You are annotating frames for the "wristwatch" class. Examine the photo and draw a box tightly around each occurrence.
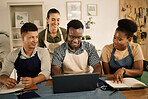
[122,67,126,75]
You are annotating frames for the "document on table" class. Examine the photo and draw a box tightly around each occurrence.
[105,77,147,89]
[0,82,24,94]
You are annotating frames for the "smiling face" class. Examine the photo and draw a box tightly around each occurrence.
[68,27,83,51]
[21,31,38,50]
[46,13,60,31]
[113,30,132,51]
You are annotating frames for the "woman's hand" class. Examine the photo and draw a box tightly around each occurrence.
[113,68,125,83]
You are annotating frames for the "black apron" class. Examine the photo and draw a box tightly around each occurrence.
[14,51,41,81]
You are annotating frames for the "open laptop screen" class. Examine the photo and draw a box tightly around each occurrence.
[52,73,99,93]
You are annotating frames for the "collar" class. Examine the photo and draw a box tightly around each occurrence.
[20,47,37,58]
[65,41,84,53]
[47,27,60,38]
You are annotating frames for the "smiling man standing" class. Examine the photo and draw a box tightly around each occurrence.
[51,19,102,76]
[0,23,50,89]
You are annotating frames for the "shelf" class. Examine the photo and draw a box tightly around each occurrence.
[12,26,44,29]
[13,39,22,41]
[8,2,44,51]
[13,46,22,48]
[12,27,20,29]
[37,26,44,29]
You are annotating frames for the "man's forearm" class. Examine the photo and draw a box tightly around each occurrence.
[93,63,102,75]
[52,65,63,76]
[32,74,46,85]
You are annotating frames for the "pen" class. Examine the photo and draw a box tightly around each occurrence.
[109,90,118,96]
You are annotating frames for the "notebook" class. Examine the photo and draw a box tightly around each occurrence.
[105,77,147,90]
[52,73,99,93]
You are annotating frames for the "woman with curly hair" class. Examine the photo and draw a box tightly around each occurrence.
[101,19,144,83]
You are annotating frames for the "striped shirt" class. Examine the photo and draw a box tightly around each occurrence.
[52,41,100,67]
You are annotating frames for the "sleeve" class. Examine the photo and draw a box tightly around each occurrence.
[0,34,10,58]
[0,51,17,76]
[51,47,64,67]
[38,30,46,48]
[133,44,144,61]
[87,43,100,66]
[100,46,110,63]
[61,28,67,41]
[38,48,51,80]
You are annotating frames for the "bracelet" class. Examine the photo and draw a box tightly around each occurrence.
[122,67,126,75]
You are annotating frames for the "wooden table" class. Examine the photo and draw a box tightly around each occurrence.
[13,71,147,99]
[45,79,148,99]
[1,74,147,99]
[121,88,148,99]
[45,73,148,99]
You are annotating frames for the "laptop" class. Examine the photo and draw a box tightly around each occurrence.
[52,73,99,93]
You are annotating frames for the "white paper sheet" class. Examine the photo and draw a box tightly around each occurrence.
[0,82,24,94]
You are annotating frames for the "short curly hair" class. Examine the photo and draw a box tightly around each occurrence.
[116,19,137,38]
[67,19,84,34]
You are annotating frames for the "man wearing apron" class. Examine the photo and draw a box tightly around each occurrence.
[51,20,102,76]
[101,19,144,83]
[0,23,50,89]
[38,8,67,61]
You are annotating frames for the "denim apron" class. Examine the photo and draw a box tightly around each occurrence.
[109,44,134,74]
[14,51,41,81]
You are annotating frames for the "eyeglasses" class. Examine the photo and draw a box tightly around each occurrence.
[68,35,82,40]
